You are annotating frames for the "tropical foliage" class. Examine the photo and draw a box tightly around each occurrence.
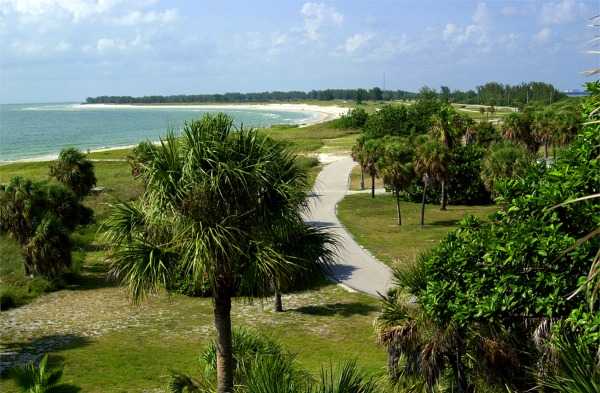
[0,177,91,278]
[49,148,97,199]
[376,82,599,392]
[103,113,334,393]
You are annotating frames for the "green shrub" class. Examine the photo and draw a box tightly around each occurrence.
[49,147,97,199]
[334,108,368,129]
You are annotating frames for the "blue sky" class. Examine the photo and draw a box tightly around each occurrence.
[0,0,598,103]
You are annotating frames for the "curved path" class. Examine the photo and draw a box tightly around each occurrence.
[305,155,392,297]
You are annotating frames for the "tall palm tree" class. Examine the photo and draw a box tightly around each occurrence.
[362,139,383,199]
[377,140,415,225]
[429,105,462,210]
[104,114,330,393]
[414,140,449,226]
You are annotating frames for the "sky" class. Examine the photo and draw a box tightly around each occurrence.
[0,0,598,103]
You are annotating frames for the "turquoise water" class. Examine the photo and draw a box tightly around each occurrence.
[0,103,315,162]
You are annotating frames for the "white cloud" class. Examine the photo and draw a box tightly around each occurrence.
[343,32,374,53]
[533,27,552,43]
[540,0,582,25]
[472,2,490,26]
[300,2,343,41]
[93,34,147,54]
[0,0,121,22]
[442,2,493,50]
[271,32,288,47]
[114,8,177,25]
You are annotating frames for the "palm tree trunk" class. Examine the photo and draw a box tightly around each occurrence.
[440,180,447,211]
[214,287,234,393]
[360,167,365,190]
[371,173,375,198]
[420,181,427,227]
[544,143,549,161]
[395,191,401,226]
[552,144,556,161]
[274,288,283,312]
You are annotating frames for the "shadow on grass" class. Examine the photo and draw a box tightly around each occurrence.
[64,262,117,291]
[426,219,461,227]
[0,334,91,377]
[291,302,377,317]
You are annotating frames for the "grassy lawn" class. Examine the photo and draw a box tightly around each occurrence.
[0,283,385,392]
[337,195,497,266]
[263,122,360,154]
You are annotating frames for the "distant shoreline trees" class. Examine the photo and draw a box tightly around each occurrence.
[84,81,566,107]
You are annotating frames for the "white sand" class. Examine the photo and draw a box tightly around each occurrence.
[4,103,348,164]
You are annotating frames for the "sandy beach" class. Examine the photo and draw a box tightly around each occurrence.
[78,103,348,126]
[3,103,348,164]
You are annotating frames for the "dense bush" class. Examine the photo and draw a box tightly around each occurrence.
[334,107,368,129]
[49,148,97,199]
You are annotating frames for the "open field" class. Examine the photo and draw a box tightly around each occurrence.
[337,195,497,266]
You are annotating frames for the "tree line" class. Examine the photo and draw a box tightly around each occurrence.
[85,81,565,107]
[84,88,416,104]
[439,81,567,107]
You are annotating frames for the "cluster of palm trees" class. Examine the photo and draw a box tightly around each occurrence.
[502,105,580,161]
[103,114,336,393]
[0,148,95,279]
[351,101,582,225]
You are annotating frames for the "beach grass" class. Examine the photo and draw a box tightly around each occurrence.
[337,195,497,266]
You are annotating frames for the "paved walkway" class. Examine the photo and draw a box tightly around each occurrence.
[305,155,392,297]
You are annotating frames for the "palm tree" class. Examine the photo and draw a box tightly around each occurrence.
[532,109,556,161]
[501,112,540,154]
[429,105,462,210]
[362,139,382,198]
[414,140,449,226]
[104,113,330,393]
[49,148,97,199]
[480,142,531,197]
[377,140,415,225]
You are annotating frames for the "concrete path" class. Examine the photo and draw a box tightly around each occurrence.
[305,155,392,297]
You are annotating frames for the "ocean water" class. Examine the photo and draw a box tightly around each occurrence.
[0,103,316,162]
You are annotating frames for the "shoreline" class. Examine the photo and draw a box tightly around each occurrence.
[1,103,348,165]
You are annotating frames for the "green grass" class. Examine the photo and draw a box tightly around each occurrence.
[86,147,132,160]
[349,166,384,191]
[263,121,360,154]
[337,195,497,266]
[0,285,385,392]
